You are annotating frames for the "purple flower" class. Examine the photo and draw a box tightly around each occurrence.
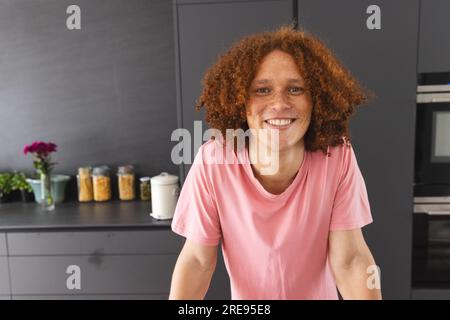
[47,143,57,153]
[23,141,58,175]
[23,141,58,156]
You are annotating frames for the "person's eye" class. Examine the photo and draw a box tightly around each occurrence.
[289,87,304,94]
[255,87,271,95]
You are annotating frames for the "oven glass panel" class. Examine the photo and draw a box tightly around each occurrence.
[413,215,450,288]
[432,110,450,162]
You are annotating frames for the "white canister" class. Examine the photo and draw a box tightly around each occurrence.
[150,172,180,220]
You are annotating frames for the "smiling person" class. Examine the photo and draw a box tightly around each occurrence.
[169,25,382,300]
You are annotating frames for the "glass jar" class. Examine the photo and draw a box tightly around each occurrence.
[40,172,55,211]
[117,165,135,201]
[77,166,93,202]
[92,166,112,202]
[140,177,151,201]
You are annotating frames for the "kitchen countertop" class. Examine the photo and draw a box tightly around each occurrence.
[0,201,172,231]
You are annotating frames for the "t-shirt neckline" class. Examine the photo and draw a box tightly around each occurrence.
[241,145,309,200]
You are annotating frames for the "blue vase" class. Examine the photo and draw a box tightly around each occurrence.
[26,175,71,206]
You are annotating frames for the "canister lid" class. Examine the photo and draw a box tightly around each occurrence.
[118,165,134,175]
[140,176,151,182]
[93,165,111,176]
[78,166,92,175]
[151,172,179,186]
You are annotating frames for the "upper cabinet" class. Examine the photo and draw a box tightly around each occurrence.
[298,0,418,101]
[418,0,450,73]
[298,0,420,300]
[173,0,294,183]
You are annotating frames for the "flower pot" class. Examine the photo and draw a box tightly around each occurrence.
[26,175,71,205]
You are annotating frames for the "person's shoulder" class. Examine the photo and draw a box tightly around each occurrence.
[326,137,360,178]
[194,138,228,165]
[201,138,221,154]
[310,136,351,158]
[328,136,353,159]
[200,138,221,156]
[309,137,354,173]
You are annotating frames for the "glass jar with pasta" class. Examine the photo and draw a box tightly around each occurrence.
[117,165,135,201]
[92,166,112,202]
[77,166,93,202]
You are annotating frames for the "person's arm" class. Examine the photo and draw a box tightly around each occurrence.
[328,228,382,300]
[169,239,218,300]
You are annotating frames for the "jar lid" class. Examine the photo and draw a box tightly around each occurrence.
[140,176,151,182]
[93,165,111,176]
[151,172,179,186]
[118,165,134,175]
[78,166,92,175]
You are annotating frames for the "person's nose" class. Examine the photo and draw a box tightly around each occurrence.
[269,91,292,112]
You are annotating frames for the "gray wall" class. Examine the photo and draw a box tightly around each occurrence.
[0,0,178,200]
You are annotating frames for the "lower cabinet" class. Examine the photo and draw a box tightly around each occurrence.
[0,232,11,298]
[9,255,177,296]
[11,294,168,300]
[1,229,231,299]
[411,289,450,300]
[0,257,10,296]
[6,230,183,299]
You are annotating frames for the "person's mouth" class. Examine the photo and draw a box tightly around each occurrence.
[263,118,297,129]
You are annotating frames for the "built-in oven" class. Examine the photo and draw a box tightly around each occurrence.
[413,197,450,288]
[415,72,450,194]
[413,72,450,288]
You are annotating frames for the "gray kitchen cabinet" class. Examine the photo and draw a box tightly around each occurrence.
[0,233,10,298]
[173,0,294,183]
[0,233,6,255]
[7,230,183,255]
[6,230,183,298]
[12,294,168,300]
[298,0,419,299]
[412,289,450,300]
[418,0,450,72]
[9,255,177,295]
[173,0,294,300]
[0,257,11,297]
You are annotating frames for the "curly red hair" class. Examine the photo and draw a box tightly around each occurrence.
[195,24,371,155]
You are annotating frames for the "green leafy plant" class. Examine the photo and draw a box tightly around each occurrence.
[0,173,14,197]
[11,172,33,193]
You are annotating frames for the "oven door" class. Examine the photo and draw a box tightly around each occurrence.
[415,92,450,185]
[413,198,450,288]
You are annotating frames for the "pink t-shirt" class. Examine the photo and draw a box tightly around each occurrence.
[171,138,373,300]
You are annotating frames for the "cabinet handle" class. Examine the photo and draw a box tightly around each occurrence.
[431,97,450,103]
[426,211,450,215]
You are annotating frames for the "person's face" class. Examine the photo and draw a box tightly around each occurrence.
[246,50,313,151]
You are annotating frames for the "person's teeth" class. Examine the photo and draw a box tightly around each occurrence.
[266,119,293,126]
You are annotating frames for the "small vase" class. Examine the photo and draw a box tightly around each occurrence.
[40,173,55,211]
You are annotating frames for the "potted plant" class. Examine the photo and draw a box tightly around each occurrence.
[23,141,70,210]
[0,172,14,203]
[11,172,34,202]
